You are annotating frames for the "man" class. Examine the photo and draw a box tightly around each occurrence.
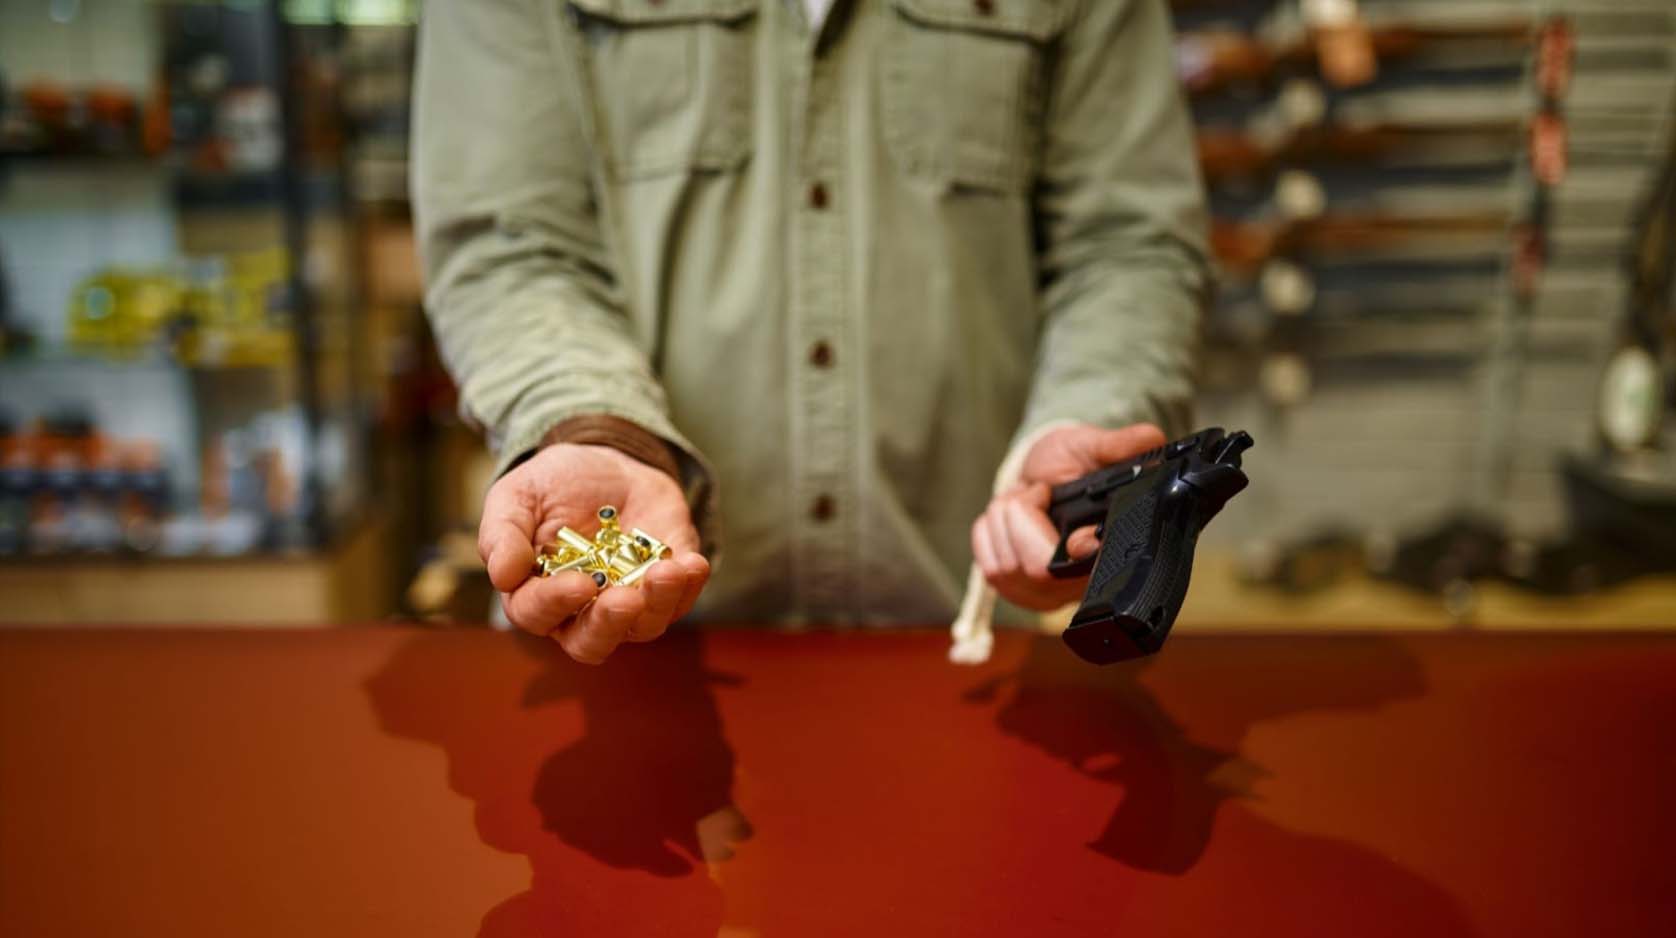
[414,0,1207,663]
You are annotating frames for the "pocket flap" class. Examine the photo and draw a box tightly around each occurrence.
[567,0,756,26]
[889,0,1061,41]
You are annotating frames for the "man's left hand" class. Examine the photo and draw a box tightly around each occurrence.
[971,422,1166,611]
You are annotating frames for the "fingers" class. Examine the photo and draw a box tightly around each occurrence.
[974,497,1054,579]
[1023,423,1172,488]
[1001,497,1060,578]
[971,515,998,573]
[1015,482,1052,511]
[479,483,539,593]
[502,571,598,637]
[1087,423,1167,465]
[984,507,1018,574]
[972,492,1088,612]
[981,422,1166,609]
[554,586,645,665]
[628,560,686,641]
[508,554,711,663]
[623,548,712,642]
[659,523,702,555]
[483,443,710,661]
[670,553,711,623]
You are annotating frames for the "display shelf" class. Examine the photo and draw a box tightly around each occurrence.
[0,154,343,209]
[0,512,393,626]
[0,340,293,371]
[0,0,375,564]
[173,166,345,212]
[0,150,158,171]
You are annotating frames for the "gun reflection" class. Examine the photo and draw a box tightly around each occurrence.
[966,633,1431,876]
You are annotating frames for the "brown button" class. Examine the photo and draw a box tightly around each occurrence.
[974,0,994,14]
[808,182,829,209]
[809,340,834,368]
[811,494,836,522]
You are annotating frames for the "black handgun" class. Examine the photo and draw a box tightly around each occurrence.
[1046,428,1254,664]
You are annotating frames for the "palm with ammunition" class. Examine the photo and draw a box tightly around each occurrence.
[479,443,710,665]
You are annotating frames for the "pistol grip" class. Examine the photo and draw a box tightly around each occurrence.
[1063,485,1207,665]
[1048,427,1253,665]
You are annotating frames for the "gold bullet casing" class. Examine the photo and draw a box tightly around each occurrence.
[615,560,657,587]
[631,529,670,557]
[557,528,594,554]
[608,547,642,577]
[531,506,674,587]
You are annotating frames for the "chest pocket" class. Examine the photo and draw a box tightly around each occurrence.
[565,0,757,181]
[881,0,1059,194]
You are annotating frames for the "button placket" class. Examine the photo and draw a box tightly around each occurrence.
[790,47,853,621]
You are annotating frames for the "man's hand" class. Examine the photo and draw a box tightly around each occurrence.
[480,443,711,663]
[971,423,1166,611]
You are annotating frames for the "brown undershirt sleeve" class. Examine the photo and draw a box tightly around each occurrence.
[538,414,684,483]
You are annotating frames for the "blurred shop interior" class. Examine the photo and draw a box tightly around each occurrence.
[1,0,1673,628]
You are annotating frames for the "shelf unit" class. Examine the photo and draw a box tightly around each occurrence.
[0,0,381,617]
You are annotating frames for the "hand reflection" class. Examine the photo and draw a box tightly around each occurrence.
[365,628,746,937]
[523,635,750,875]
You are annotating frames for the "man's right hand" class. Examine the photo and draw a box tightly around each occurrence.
[479,443,711,664]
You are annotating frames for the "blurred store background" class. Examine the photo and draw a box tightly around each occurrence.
[0,0,1672,628]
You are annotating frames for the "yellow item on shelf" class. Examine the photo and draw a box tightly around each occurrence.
[66,269,182,350]
[64,247,294,367]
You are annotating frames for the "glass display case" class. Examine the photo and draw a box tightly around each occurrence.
[0,0,393,565]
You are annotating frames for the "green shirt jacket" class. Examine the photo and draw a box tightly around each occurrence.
[413,0,1209,625]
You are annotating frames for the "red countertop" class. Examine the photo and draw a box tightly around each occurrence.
[2,627,1673,937]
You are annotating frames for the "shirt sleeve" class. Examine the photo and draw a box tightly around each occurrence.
[1018,0,1211,445]
[410,0,717,529]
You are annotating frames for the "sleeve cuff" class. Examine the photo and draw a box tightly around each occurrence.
[493,406,722,559]
[540,415,682,481]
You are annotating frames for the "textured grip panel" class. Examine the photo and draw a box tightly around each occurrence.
[1084,489,1158,603]
[1061,427,1253,664]
[1123,514,1198,644]
[1066,489,1207,663]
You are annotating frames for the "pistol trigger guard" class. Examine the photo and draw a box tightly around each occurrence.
[1047,533,1096,579]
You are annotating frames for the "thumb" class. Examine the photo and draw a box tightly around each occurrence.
[479,479,539,593]
[1080,423,1167,468]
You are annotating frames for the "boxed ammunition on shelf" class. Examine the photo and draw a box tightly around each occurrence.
[65,248,295,367]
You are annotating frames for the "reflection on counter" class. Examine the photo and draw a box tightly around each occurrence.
[346,628,1676,936]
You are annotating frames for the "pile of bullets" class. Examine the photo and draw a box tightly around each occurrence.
[533,506,672,587]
